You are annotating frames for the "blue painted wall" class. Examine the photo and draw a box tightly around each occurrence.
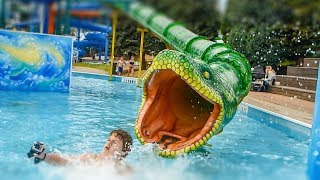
[0,30,72,92]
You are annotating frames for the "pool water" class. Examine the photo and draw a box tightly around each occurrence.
[0,73,310,180]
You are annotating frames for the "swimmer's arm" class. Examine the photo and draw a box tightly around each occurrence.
[43,154,69,165]
[37,153,99,166]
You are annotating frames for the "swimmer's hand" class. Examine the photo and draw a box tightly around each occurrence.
[33,147,46,160]
[28,142,46,163]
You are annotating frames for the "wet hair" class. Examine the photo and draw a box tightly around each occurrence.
[110,129,133,158]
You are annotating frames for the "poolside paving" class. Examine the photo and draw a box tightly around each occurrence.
[243,91,314,125]
[72,66,315,126]
[72,66,108,75]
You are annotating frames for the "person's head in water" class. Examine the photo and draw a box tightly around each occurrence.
[103,129,133,158]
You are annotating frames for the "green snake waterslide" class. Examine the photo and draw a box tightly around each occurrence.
[113,2,252,157]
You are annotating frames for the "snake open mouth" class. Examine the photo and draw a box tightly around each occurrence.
[135,66,224,157]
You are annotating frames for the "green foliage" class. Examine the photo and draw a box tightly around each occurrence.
[225,0,293,29]
[113,0,320,69]
[140,0,220,40]
[285,0,320,27]
[112,14,166,58]
[223,0,320,68]
[226,23,320,68]
[113,15,140,58]
[143,33,166,55]
[114,0,220,58]
[226,25,280,67]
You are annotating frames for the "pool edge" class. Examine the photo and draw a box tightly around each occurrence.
[241,102,312,129]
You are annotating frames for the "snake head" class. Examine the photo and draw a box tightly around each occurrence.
[135,50,248,157]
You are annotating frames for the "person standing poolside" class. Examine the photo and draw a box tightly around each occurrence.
[117,57,125,76]
[29,129,133,167]
[127,56,135,77]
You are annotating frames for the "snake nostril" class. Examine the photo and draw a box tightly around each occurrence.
[145,130,150,137]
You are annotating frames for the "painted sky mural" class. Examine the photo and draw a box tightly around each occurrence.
[0,30,73,92]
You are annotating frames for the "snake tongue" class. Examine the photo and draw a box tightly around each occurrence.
[157,131,187,149]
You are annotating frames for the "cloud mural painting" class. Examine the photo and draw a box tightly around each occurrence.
[0,30,73,92]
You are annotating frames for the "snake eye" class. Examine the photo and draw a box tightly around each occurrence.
[203,71,210,79]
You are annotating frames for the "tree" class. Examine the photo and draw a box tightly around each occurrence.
[113,0,221,58]
[141,0,221,40]
[112,14,166,58]
[226,24,281,67]
[223,0,320,68]
[112,15,140,58]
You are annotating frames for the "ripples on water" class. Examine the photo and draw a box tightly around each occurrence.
[0,74,310,180]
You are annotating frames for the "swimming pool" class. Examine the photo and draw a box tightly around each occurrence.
[0,72,310,180]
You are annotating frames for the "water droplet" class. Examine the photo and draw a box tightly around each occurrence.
[192,105,194,108]
[194,117,197,119]
[313,150,319,157]
[198,101,200,104]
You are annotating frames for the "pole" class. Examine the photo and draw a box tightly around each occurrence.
[105,33,109,63]
[77,27,80,42]
[137,27,148,87]
[39,3,44,33]
[55,0,62,34]
[0,0,5,28]
[48,2,55,34]
[63,0,71,35]
[43,1,50,33]
[307,63,320,180]
[109,11,118,81]
[104,19,110,63]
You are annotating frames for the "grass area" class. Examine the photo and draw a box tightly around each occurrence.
[73,62,110,72]
[73,62,148,78]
